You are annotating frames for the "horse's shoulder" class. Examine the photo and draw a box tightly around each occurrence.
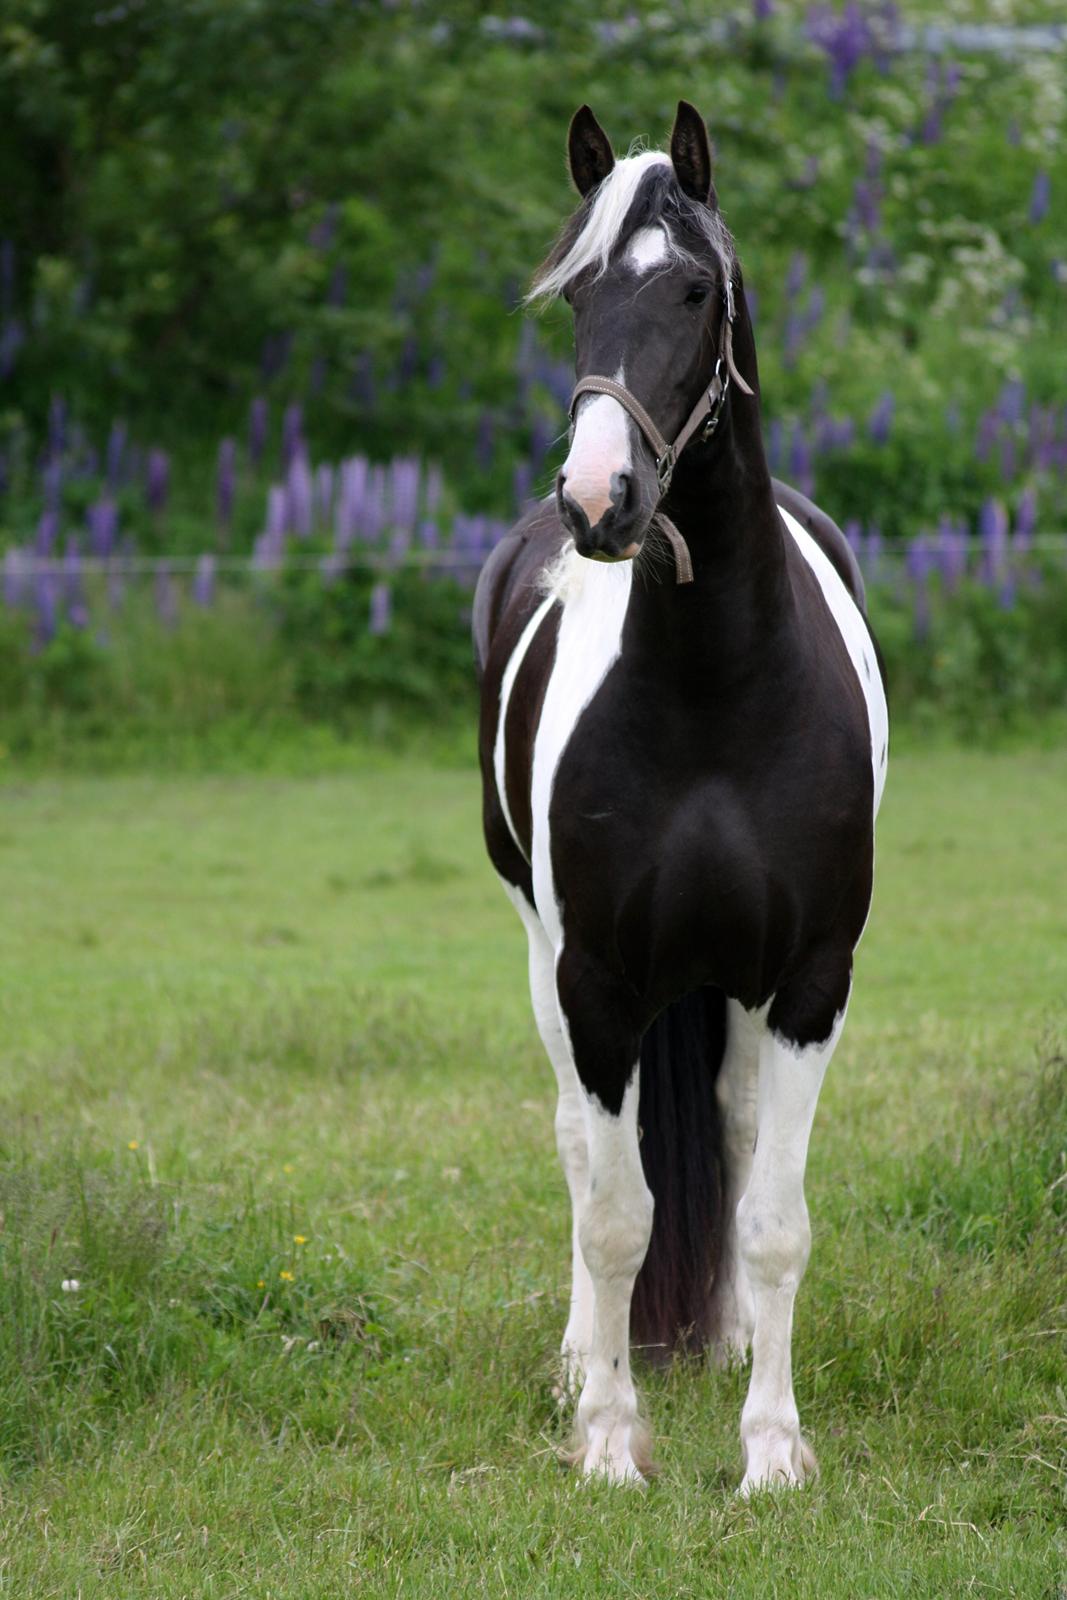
[472,498,566,676]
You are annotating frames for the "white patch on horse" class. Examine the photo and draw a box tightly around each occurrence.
[573,1071,653,1483]
[499,878,594,1391]
[528,150,671,302]
[626,225,668,273]
[736,1003,847,1493]
[780,507,889,818]
[530,551,632,946]
[560,365,631,529]
[493,592,556,860]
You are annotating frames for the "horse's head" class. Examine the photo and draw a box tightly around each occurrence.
[530,102,747,566]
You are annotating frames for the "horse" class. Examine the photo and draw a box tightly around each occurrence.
[473,101,888,1492]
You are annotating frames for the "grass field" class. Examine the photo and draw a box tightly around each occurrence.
[0,745,1064,1597]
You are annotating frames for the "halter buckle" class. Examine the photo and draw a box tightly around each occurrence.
[656,446,676,493]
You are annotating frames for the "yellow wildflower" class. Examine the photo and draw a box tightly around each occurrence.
[282,1163,295,1174]
[256,1279,266,1289]
[127,1140,140,1151]
[279,1269,294,1282]
[293,1234,308,1245]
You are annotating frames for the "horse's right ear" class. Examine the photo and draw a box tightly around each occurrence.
[567,105,615,198]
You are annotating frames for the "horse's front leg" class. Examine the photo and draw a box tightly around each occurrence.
[557,946,652,1485]
[736,979,849,1493]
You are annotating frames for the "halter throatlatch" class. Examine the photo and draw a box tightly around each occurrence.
[568,281,753,585]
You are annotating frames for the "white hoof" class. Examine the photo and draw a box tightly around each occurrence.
[739,1433,816,1496]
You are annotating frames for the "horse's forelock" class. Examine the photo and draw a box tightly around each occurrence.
[527,152,735,306]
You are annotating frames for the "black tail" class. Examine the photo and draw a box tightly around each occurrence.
[631,986,727,1363]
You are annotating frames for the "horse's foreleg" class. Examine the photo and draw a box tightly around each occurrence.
[557,950,652,1484]
[712,999,762,1365]
[736,995,847,1494]
[503,885,594,1393]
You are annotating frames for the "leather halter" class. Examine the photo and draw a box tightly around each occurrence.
[567,280,754,584]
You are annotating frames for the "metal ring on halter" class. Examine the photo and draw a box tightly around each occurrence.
[656,447,677,493]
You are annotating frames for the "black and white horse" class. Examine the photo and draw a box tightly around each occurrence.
[474,103,887,1491]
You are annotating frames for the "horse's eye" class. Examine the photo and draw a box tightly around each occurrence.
[685,284,711,307]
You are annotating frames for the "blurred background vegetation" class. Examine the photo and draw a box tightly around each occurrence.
[1,0,1065,756]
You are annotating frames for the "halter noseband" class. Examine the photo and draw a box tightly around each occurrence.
[567,281,753,585]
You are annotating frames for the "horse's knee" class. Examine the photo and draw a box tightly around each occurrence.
[736,1190,810,1291]
[554,1091,587,1181]
[578,1180,653,1283]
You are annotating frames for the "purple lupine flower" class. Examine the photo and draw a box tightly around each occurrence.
[335,456,367,549]
[978,498,1009,587]
[783,315,804,370]
[753,0,774,20]
[41,457,63,512]
[0,317,24,378]
[34,569,59,646]
[193,553,216,607]
[529,414,554,471]
[999,435,1017,482]
[920,101,942,146]
[106,421,127,488]
[476,413,495,473]
[248,396,269,465]
[803,284,825,332]
[3,546,28,608]
[397,336,419,385]
[145,448,170,514]
[418,518,439,551]
[315,463,334,528]
[390,457,420,536]
[35,508,59,555]
[789,426,814,495]
[48,394,68,457]
[864,524,883,584]
[423,462,443,518]
[513,460,534,508]
[363,466,387,543]
[786,251,808,298]
[767,417,785,472]
[217,437,237,528]
[997,378,1025,426]
[843,519,863,557]
[1014,487,1037,551]
[286,446,314,537]
[62,538,89,629]
[281,403,303,470]
[327,264,348,308]
[936,515,968,592]
[975,409,998,464]
[868,390,894,444]
[87,496,119,557]
[745,287,759,325]
[155,562,178,627]
[266,483,288,541]
[368,581,392,636]
[1029,171,1051,225]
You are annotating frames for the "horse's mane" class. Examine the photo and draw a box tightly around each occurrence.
[527,149,736,305]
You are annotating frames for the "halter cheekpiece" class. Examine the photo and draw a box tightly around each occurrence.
[567,280,753,585]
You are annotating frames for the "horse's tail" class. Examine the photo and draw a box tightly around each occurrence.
[631,986,728,1362]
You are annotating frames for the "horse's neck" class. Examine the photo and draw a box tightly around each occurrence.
[625,404,792,681]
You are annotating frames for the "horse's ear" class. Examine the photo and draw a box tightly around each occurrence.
[567,105,615,198]
[670,100,717,208]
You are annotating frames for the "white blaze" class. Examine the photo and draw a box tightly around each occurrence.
[560,367,631,529]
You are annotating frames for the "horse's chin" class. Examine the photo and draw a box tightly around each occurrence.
[582,540,643,565]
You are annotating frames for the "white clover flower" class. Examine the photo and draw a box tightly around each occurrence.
[61,1279,80,1293]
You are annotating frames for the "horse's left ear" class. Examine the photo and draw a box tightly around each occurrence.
[670,101,717,208]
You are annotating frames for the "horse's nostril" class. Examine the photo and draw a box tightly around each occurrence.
[612,470,634,514]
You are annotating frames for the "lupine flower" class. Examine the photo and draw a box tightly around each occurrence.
[106,421,128,487]
[327,264,348,308]
[286,447,314,537]
[753,0,774,20]
[0,316,24,378]
[282,403,303,470]
[1014,487,1037,551]
[936,515,968,592]
[35,509,59,555]
[390,457,420,536]
[3,547,28,608]
[249,396,269,465]
[315,463,334,528]
[146,448,170,514]
[48,394,68,457]
[418,518,439,550]
[1029,170,1051,225]
[156,562,178,627]
[868,390,894,444]
[978,498,1009,588]
[193,552,216,607]
[35,569,59,645]
[864,524,883,584]
[308,202,338,250]
[216,437,237,529]
[369,581,392,636]
[335,456,368,549]
[87,497,118,557]
[843,519,863,557]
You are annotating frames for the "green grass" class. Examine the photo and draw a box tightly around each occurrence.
[0,746,1064,1596]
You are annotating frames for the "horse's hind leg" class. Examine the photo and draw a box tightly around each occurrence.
[502,884,594,1392]
[736,983,849,1493]
[711,999,761,1365]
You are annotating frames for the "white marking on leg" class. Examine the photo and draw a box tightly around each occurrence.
[499,881,593,1391]
[530,555,631,946]
[574,1073,653,1484]
[493,594,556,860]
[625,225,668,273]
[559,365,631,528]
[712,998,763,1365]
[736,1007,846,1494]
[779,507,889,818]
